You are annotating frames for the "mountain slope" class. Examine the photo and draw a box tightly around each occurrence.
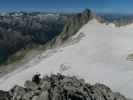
[0,12,68,63]
[0,19,133,98]
[0,9,92,74]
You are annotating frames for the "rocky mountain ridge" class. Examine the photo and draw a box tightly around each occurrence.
[53,9,94,46]
[0,73,129,100]
[0,9,132,100]
[0,9,93,64]
[96,13,133,27]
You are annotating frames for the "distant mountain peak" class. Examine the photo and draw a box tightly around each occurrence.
[52,9,94,46]
[82,8,91,15]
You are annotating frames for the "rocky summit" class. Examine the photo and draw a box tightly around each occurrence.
[0,73,129,100]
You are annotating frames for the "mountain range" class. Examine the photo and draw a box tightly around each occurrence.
[0,9,132,100]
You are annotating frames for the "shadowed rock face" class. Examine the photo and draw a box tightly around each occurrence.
[54,9,94,46]
[0,9,93,64]
[0,90,11,100]
[0,9,94,64]
[0,12,68,63]
[5,73,128,100]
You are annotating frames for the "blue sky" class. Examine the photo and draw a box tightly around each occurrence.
[89,0,133,14]
[0,0,89,12]
[0,0,132,13]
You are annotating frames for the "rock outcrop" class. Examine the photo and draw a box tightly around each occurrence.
[1,73,128,100]
[0,90,11,100]
[54,9,94,46]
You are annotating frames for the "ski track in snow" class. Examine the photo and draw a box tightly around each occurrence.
[0,19,133,98]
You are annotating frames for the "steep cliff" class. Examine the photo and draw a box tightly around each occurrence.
[54,9,94,46]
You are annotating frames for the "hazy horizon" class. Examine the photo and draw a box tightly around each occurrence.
[89,0,133,14]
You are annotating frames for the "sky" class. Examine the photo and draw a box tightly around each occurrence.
[89,0,133,14]
[0,0,132,14]
[0,0,89,12]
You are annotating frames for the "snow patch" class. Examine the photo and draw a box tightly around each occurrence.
[0,19,133,98]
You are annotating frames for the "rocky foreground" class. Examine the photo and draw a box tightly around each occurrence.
[0,73,129,100]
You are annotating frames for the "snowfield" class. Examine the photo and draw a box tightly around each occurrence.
[0,19,133,98]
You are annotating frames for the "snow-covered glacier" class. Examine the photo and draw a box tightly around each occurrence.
[0,19,133,98]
